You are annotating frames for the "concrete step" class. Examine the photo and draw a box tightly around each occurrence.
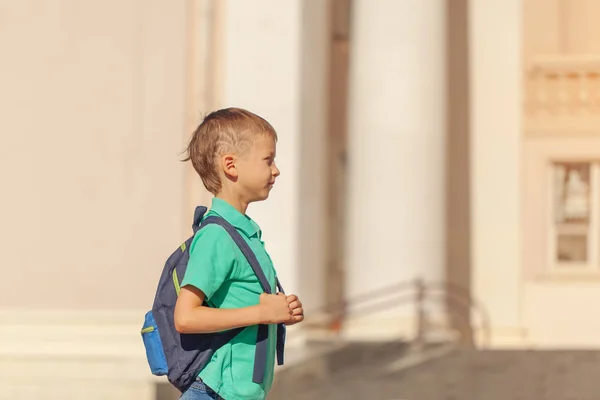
[269,339,454,400]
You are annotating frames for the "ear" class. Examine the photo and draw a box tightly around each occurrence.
[222,154,238,178]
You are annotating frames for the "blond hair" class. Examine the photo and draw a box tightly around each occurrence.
[184,108,278,194]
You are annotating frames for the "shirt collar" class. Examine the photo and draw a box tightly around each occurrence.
[209,197,261,238]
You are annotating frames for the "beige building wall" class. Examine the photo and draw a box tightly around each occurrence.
[521,0,600,347]
[472,0,600,348]
[0,1,193,397]
[0,0,189,311]
[523,138,600,347]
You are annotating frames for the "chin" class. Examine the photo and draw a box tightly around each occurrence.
[248,193,269,203]
[248,186,273,203]
[258,190,272,201]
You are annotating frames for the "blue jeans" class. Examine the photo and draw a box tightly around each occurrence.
[179,379,223,400]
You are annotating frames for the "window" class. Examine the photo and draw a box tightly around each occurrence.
[550,161,599,269]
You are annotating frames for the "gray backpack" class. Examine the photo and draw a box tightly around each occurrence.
[141,206,286,392]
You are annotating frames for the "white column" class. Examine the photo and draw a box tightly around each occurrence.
[345,0,447,338]
[469,0,523,346]
[219,0,329,313]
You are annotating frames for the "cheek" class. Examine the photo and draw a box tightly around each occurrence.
[240,163,270,183]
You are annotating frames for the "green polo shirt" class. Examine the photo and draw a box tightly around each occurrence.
[181,197,278,400]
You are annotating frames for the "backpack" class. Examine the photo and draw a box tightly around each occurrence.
[140,205,286,392]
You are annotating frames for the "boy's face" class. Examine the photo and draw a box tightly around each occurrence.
[235,134,280,203]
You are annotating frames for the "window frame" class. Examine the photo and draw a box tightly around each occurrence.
[522,137,600,281]
[547,161,599,271]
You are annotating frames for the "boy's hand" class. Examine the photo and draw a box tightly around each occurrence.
[285,294,304,326]
[259,293,294,325]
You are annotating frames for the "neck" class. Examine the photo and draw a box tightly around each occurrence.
[216,191,249,214]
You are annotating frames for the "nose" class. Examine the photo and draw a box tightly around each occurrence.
[272,162,280,177]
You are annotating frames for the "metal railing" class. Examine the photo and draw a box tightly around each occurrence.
[301,277,491,349]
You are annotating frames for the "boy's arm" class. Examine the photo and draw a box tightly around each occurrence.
[175,225,297,333]
[174,285,294,334]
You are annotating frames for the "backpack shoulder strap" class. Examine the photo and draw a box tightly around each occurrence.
[192,206,208,234]
[194,208,285,293]
[201,215,272,294]
[200,214,286,382]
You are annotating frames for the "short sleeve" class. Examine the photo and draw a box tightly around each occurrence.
[181,224,236,301]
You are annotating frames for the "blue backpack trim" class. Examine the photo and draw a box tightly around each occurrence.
[140,206,286,392]
[140,311,168,375]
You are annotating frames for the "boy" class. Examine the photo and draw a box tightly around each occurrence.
[174,108,304,400]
